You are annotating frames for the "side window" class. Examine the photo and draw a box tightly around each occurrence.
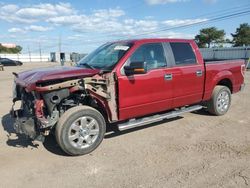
[128,43,167,71]
[170,42,196,65]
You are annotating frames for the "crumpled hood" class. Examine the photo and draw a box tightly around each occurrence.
[15,66,100,92]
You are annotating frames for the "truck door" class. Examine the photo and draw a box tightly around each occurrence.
[168,42,205,108]
[117,42,173,120]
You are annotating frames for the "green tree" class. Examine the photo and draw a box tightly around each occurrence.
[11,45,22,53]
[231,23,250,47]
[0,44,22,54]
[195,27,226,48]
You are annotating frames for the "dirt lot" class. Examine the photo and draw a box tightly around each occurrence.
[0,63,250,188]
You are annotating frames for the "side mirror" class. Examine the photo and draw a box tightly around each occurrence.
[124,61,147,75]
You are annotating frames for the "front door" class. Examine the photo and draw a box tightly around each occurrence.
[117,42,173,120]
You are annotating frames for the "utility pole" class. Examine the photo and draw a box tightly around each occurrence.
[39,42,42,63]
[59,35,61,55]
[28,46,31,63]
[59,35,63,66]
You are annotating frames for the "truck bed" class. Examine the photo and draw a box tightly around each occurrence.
[205,58,250,69]
[203,59,245,101]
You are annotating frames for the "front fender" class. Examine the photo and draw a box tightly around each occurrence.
[88,91,113,122]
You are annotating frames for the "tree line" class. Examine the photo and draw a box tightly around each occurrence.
[195,23,250,48]
[0,44,22,54]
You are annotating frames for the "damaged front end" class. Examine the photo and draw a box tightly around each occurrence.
[11,72,118,142]
[11,84,59,141]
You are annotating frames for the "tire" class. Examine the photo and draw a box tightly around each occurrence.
[55,106,106,156]
[207,85,231,116]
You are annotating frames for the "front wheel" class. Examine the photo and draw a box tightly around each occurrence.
[55,106,106,156]
[207,85,231,116]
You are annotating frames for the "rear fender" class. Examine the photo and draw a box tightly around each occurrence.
[214,71,234,89]
[204,70,234,101]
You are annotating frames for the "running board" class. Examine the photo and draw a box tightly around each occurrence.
[118,105,203,131]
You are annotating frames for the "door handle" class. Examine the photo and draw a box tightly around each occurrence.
[164,74,172,80]
[196,70,203,77]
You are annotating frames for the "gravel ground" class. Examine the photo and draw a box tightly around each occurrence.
[0,63,250,188]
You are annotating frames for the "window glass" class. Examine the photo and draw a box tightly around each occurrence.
[78,42,133,71]
[170,42,196,65]
[2,59,8,62]
[129,43,167,70]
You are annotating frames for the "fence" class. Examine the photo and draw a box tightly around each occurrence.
[200,47,250,68]
[0,53,50,62]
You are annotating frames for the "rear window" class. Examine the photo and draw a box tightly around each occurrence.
[170,42,196,65]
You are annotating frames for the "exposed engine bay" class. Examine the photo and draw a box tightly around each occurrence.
[11,73,118,141]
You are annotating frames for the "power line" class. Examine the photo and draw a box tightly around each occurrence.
[186,2,250,19]
[21,3,250,53]
[61,6,250,47]
[64,3,250,45]
[25,9,250,53]
[115,4,250,39]
[65,3,250,43]
[126,9,250,38]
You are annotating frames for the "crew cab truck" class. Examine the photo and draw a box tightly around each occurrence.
[11,39,246,156]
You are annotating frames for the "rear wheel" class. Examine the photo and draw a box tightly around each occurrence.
[55,106,106,156]
[207,85,231,116]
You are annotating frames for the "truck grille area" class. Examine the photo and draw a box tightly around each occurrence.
[11,86,37,139]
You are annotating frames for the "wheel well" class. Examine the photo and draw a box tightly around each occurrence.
[217,78,232,93]
[88,97,109,123]
[95,105,109,123]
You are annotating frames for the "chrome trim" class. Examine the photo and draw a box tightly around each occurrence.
[118,105,203,131]
[196,70,203,77]
[164,73,173,80]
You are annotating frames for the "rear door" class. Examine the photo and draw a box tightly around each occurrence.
[118,42,173,120]
[167,42,205,108]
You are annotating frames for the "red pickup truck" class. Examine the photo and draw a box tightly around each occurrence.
[11,39,246,156]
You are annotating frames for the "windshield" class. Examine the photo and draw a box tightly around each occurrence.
[78,42,133,71]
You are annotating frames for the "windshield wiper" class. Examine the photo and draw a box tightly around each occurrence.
[81,63,95,69]
[99,69,112,74]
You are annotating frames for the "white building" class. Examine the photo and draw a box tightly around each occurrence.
[50,52,71,63]
[0,43,17,48]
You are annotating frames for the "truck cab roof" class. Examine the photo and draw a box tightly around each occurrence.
[113,38,194,44]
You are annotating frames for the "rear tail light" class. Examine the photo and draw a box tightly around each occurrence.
[241,65,246,76]
[241,64,246,77]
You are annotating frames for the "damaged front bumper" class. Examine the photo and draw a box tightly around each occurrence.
[11,82,39,140]
[10,98,59,142]
[10,107,38,140]
[10,97,59,142]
